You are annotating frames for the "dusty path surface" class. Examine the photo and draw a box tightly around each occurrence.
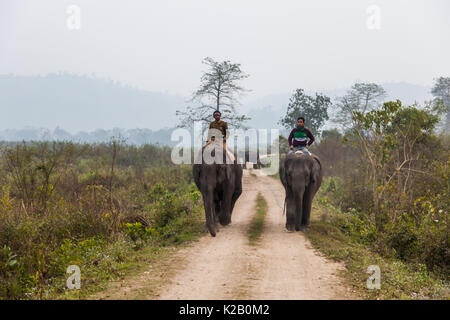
[94,171,354,300]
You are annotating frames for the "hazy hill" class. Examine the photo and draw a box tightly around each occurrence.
[0,74,433,144]
[0,127,178,146]
[0,73,186,132]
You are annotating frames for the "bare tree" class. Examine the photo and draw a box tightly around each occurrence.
[335,82,387,129]
[176,57,250,128]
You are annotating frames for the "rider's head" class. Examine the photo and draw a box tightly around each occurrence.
[213,110,221,121]
[297,117,305,128]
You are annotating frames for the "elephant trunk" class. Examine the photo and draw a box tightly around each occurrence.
[294,189,305,230]
[203,188,216,237]
[286,186,304,231]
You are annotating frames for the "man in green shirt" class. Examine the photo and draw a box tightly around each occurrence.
[288,116,315,156]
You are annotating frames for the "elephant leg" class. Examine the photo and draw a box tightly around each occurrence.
[301,188,314,228]
[219,188,233,226]
[214,198,221,232]
[230,180,242,214]
[230,190,241,213]
[231,165,243,214]
[285,190,296,231]
[214,198,221,223]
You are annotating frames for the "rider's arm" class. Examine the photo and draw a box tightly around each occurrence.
[223,122,228,141]
[288,129,294,146]
[207,122,215,141]
[307,129,315,146]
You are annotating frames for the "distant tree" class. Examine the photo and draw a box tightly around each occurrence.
[53,127,72,141]
[278,88,331,136]
[321,129,342,140]
[277,135,290,155]
[351,100,439,225]
[431,76,450,133]
[176,57,250,128]
[335,82,386,129]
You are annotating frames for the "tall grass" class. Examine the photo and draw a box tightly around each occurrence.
[0,141,203,299]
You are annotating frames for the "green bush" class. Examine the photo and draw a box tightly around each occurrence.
[382,214,419,261]
[319,170,449,279]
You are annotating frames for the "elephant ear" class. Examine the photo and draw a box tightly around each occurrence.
[311,154,322,172]
[279,158,287,188]
[193,164,202,189]
[310,155,323,189]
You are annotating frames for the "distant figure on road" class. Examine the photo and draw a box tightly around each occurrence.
[288,117,315,156]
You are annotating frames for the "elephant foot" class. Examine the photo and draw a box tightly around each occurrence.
[297,225,310,232]
[205,224,216,237]
[219,216,231,226]
[286,224,295,232]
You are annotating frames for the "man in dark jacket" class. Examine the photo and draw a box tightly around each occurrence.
[206,110,234,161]
[207,110,228,143]
[287,117,315,155]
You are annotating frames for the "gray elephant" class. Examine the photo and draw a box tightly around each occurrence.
[193,145,243,237]
[279,152,323,231]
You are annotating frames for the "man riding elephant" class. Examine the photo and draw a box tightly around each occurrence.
[281,116,322,231]
[288,117,315,156]
[194,110,242,236]
[206,110,235,162]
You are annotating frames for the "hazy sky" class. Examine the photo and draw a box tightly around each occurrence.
[1,0,449,102]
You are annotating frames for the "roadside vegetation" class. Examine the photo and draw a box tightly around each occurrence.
[306,179,448,299]
[248,193,268,244]
[276,79,449,299]
[0,140,205,299]
[294,83,449,299]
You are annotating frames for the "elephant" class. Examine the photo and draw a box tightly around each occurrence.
[193,143,243,237]
[279,152,323,231]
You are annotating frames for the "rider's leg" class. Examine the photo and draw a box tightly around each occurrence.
[299,146,311,156]
[223,140,235,162]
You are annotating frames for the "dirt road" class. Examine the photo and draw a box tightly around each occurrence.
[95,171,353,300]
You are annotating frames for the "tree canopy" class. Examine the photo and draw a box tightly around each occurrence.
[176,57,250,128]
[335,82,386,129]
[431,77,450,133]
[279,88,331,136]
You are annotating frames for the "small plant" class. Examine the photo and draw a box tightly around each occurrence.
[0,245,18,274]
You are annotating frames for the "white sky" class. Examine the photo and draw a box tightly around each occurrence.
[1,0,449,102]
